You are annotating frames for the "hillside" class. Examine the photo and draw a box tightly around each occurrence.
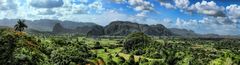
[104,21,173,36]
[52,23,105,35]
[1,19,230,37]
[0,19,97,31]
[49,21,174,36]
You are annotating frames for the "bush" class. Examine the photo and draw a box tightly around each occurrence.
[133,49,145,55]
[93,41,103,49]
[150,52,163,59]
[50,43,95,65]
[0,29,44,65]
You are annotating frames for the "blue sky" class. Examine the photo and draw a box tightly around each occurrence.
[0,0,240,35]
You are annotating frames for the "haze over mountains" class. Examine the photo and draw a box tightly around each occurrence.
[0,19,97,32]
[0,19,239,38]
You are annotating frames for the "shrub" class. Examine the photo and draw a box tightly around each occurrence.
[93,41,103,49]
[133,49,145,55]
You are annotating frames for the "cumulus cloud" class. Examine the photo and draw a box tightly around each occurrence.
[200,17,234,25]
[0,0,17,10]
[0,0,107,20]
[158,0,189,9]
[187,1,226,17]
[58,10,148,25]
[161,18,239,35]
[174,0,189,9]
[88,1,105,12]
[126,0,157,18]
[159,0,227,17]
[159,2,176,9]
[30,0,64,8]
[38,9,56,15]
[226,4,240,19]
[128,0,154,11]
[51,0,105,17]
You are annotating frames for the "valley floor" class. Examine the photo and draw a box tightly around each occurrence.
[1,29,240,65]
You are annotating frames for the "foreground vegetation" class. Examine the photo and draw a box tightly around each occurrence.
[1,27,240,65]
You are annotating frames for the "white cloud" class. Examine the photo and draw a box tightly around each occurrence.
[55,0,105,15]
[136,11,147,17]
[174,18,239,35]
[128,0,154,11]
[58,10,126,25]
[126,0,155,17]
[0,0,17,10]
[159,0,227,17]
[174,0,189,9]
[187,1,225,17]
[0,0,106,20]
[160,2,176,9]
[30,0,64,8]
[56,10,153,26]
[201,17,234,25]
[38,9,56,15]
[226,4,240,19]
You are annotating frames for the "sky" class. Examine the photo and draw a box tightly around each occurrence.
[0,0,240,35]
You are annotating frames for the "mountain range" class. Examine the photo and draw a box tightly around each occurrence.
[1,19,238,38]
[0,19,96,32]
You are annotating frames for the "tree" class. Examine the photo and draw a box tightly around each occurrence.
[14,19,28,32]
[123,32,152,53]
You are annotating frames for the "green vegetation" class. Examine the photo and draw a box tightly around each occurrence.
[1,27,240,65]
[14,19,28,32]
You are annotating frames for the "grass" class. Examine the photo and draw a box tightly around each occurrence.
[85,36,165,64]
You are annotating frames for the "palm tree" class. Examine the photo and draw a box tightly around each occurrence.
[14,19,28,32]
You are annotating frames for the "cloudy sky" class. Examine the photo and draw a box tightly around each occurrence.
[0,0,240,35]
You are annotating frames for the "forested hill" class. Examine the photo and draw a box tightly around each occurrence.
[0,19,227,37]
[51,21,175,36]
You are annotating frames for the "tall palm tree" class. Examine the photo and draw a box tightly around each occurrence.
[14,19,28,32]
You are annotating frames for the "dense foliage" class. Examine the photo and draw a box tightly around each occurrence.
[1,28,240,65]
[0,29,95,65]
[123,32,152,53]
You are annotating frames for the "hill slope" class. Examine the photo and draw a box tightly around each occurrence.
[104,21,173,36]
[0,19,97,31]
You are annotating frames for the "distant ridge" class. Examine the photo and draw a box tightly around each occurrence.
[104,21,173,36]
[0,19,97,31]
[52,21,173,36]
[1,19,239,38]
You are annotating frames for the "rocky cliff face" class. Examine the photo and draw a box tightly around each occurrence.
[52,21,173,36]
[104,21,173,36]
[86,25,105,36]
[52,23,104,35]
[52,23,73,33]
[75,25,104,36]
[104,21,141,36]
